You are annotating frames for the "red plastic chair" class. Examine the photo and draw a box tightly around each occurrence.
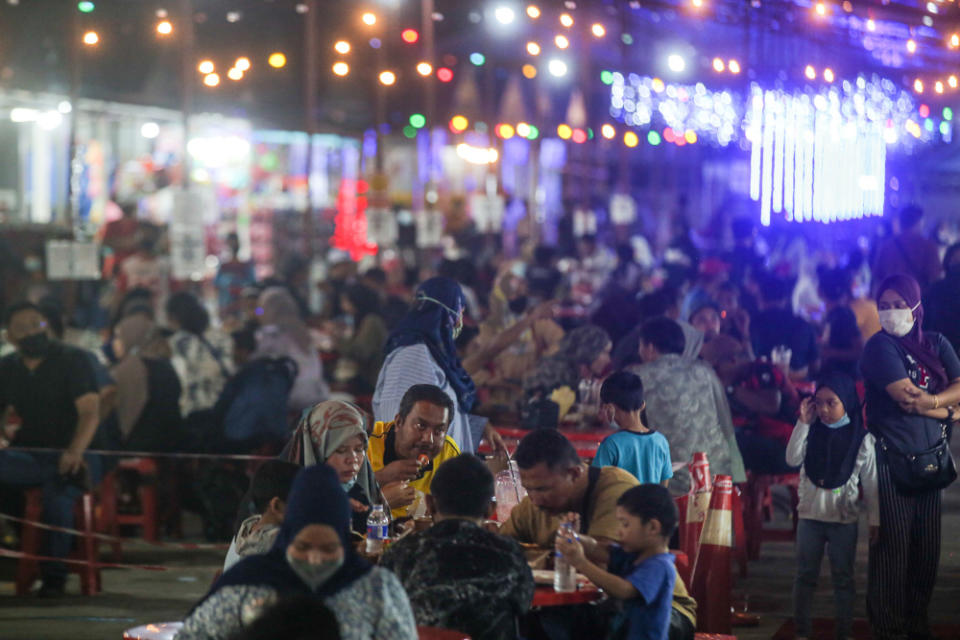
[743,471,800,561]
[99,458,160,560]
[15,487,100,595]
[417,627,472,640]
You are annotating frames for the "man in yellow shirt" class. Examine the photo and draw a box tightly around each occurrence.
[368,384,461,519]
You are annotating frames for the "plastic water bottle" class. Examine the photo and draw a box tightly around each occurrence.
[554,522,578,593]
[365,504,389,554]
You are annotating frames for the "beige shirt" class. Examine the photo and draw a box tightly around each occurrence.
[499,466,639,547]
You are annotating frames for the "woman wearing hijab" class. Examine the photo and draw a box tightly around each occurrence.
[335,284,389,394]
[860,274,960,640]
[254,286,329,413]
[283,400,406,534]
[785,372,878,640]
[522,324,612,404]
[373,277,505,455]
[176,465,418,640]
[109,315,182,451]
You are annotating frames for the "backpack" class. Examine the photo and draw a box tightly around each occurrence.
[214,357,298,449]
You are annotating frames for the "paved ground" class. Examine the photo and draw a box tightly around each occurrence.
[2,478,960,640]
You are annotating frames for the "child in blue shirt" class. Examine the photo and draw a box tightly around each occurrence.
[593,371,673,486]
[556,484,679,640]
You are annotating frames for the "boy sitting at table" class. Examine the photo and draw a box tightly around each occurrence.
[556,484,691,640]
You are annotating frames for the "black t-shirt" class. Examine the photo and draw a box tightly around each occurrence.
[822,306,862,379]
[0,342,99,449]
[123,358,183,452]
[751,308,819,371]
[861,331,960,453]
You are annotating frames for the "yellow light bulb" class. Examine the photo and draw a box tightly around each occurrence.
[379,70,396,86]
[235,57,251,71]
[555,35,569,49]
[268,52,287,68]
[362,12,377,26]
[591,23,605,37]
[624,131,639,147]
[527,41,541,56]
[204,73,220,87]
[82,31,99,45]
[560,13,573,27]
[332,62,350,76]
[522,64,537,79]
[416,62,433,76]
[198,60,215,74]
[526,5,540,19]
[156,20,173,35]
[334,40,351,55]
[227,67,243,81]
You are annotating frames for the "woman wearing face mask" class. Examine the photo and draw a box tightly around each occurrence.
[373,277,506,455]
[860,274,960,640]
[176,465,418,640]
[785,373,878,640]
[282,401,410,534]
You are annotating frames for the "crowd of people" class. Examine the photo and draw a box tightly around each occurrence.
[1,203,959,640]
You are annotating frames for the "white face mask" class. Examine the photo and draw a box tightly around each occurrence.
[878,303,919,338]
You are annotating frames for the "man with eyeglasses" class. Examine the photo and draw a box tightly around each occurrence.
[368,384,461,519]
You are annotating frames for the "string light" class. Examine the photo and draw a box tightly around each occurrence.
[332,62,350,76]
[601,124,616,139]
[936,80,944,94]
[77,1,94,13]
[268,52,287,68]
[866,19,876,31]
[235,57,251,71]
[548,59,568,77]
[907,39,917,53]
[729,59,741,74]
[814,2,826,17]
[805,65,816,80]
[559,13,573,27]
[496,123,515,139]
[437,67,454,82]
[378,70,396,86]
[401,29,419,44]
[952,33,960,48]
[82,30,99,45]
[522,64,537,78]
[227,67,243,81]
[516,122,531,137]
[914,78,924,93]
[410,113,426,129]
[198,60,215,74]
[712,58,725,72]
[823,68,835,83]
[557,124,573,139]
[449,115,469,133]
[692,0,704,7]
[591,23,605,38]
[526,5,540,19]
[950,75,958,88]
[555,35,569,49]
[334,40,351,54]
[527,42,541,55]
[494,6,516,24]
[572,128,587,143]
[362,12,377,26]
[416,62,433,76]
[470,52,486,66]
[156,20,173,35]
[203,73,220,87]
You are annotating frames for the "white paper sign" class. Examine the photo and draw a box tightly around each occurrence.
[366,207,399,248]
[45,241,100,280]
[170,189,208,280]
[610,193,637,225]
[416,211,444,248]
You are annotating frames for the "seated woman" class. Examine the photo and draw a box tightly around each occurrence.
[522,325,612,421]
[176,465,418,640]
[109,314,182,451]
[282,401,412,533]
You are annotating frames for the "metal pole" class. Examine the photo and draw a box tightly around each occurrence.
[179,0,194,191]
[66,8,80,232]
[421,0,435,212]
[303,0,318,258]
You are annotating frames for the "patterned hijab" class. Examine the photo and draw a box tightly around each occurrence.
[524,325,611,394]
[876,274,948,392]
[282,400,381,505]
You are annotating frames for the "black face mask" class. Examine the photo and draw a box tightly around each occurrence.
[508,296,529,314]
[18,332,51,359]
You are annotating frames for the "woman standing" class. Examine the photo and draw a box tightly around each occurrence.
[373,277,505,455]
[861,274,960,639]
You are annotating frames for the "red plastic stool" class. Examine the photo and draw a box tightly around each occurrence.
[15,487,100,595]
[99,458,159,560]
[743,472,800,561]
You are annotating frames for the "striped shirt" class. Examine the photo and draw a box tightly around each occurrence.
[373,344,481,452]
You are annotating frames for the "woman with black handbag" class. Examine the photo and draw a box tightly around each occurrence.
[861,274,960,640]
